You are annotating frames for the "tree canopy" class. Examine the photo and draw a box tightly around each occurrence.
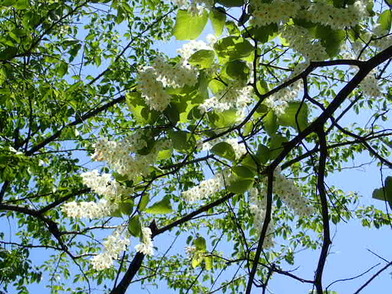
[0,0,391,293]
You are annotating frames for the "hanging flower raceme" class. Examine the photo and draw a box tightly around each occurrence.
[135,227,154,256]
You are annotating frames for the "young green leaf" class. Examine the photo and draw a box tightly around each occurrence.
[173,9,208,40]
[211,142,236,161]
[209,7,226,36]
[227,178,254,194]
[145,197,173,214]
[188,49,216,69]
[194,236,207,251]
[128,215,142,237]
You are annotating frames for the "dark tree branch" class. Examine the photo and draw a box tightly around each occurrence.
[354,261,392,294]
[245,170,274,294]
[314,126,331,294]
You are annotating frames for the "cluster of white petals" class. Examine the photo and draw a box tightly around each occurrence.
[137,67,171,112]
[281,25,329,61]
[92,132,147,162]
[250,0,300,27]
[62,199,117,219]
[135,227,154,256]
[152,57,198,88]
[199,83,253,114]
[91,230,130,270]
[137,56,198,112]
[359,71,382,97]
[80,170,130,200]
[185,245,197,256]
[250,0,367,29]
[249,188,275,248]
[300,0,367,30]
[225,138,247,159]
[264,80,303,115]
[182,170,231,201]
[272,167,315,217]
[92,137,170,182]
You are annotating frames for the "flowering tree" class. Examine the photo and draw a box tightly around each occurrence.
[0,0,391,293]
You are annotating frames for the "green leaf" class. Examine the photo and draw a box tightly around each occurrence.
[209,7,226,36]
[247,23,279,43]
[128,215,142,237]
[241,153,259,172]
[1,0,17,6]
[191,255,203,268]
[188,50,216,69]
[204,255,213,270]
[213,36,253,61]
[256,144,270,164]
[119,200,134,215]
[173,9,208,40]
[269,134,288,159]
[208,109,239,128]
[315,25,345,57]
[227,178,254,194]
[126,92,160,125]
[164,103,180,125]
[216,0,244,7]
[209,79,226,94]
[232,165,255,179]
[194,236,207,251]
[139,194,150,211]
[379,10,391,32]
[14,0,29,9]
[168,130,195,152]
[263,111,278,135]
[277,101,309,131]
[57,61,68,78]
[211,142,236,161]
[145,196,173,214]
[0,46,17,60]
[223,60,250,81]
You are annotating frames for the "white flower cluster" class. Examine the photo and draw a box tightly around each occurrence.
[91,230,130,270]
[185,245,197,257]
[137,56,198,112]
[182,170,231,201]
[135,227,154,256]
[250,0,300,27]
[92,132,147,161]
[225,138,247,159]
[264,80,303,115]
[249,0,367,29]
[92,137,170,182]
[199,83,253,114]
[272,167,314,217]
[249,188,275,248]
[137,67,171,112]
[81,170,130,200]
[152,57,198,88]
[62,199,117,219]
[282,25,329,61]
[359,71,382,97]
[300,1,367,30]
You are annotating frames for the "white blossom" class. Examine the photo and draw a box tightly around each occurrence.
[62,199,117,219]
[91,230,130,270]
[135,227,154,256]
